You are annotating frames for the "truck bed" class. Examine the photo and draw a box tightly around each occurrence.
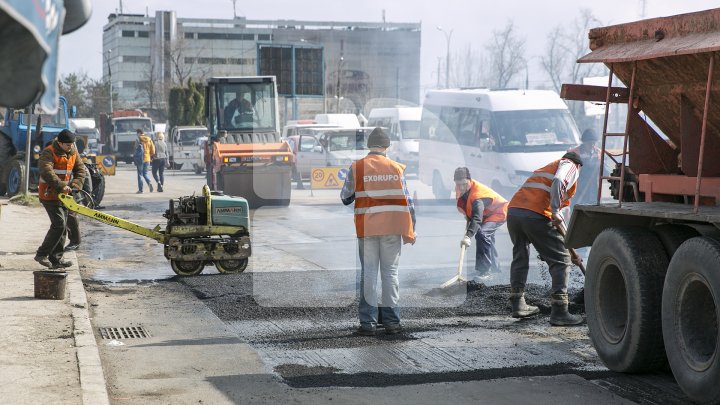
[566,202,720,248]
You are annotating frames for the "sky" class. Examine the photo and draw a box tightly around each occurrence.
[59,0,720,91]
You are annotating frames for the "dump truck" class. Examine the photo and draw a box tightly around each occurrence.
[99,110,154,163]
[560,8,720,404]
[205,76,293,207]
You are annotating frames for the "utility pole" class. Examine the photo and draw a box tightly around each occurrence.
[436,26,453,89]
[106,49,113,114]
[436,57,441,88]
[336,56,344,113]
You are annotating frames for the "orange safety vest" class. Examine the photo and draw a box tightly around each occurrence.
[456,179,508,223]
[351,154,415,244]
[38,144,77,202]
[509,159,577,219]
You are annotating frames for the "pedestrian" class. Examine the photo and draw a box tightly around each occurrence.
[34,129,86,269]
[341,127,416,336]
[152,132,168,192]
[568,129,614,207]
[134,128,155,193]
[506,151,584,326]
[453,167,508,279]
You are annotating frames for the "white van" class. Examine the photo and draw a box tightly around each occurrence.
[313,113,361,128]
[419,88,581,198]
[367,107,421,174]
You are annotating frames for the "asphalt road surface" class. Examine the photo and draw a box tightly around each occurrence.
[77,165,689,404]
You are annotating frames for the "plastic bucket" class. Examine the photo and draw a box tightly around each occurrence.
[33,271,68,300]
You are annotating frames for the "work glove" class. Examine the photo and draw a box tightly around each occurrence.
[461,236,472,248]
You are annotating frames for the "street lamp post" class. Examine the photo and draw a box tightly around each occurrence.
[436,26,453,89]
[336,56,344,113]
[106,49,113,114]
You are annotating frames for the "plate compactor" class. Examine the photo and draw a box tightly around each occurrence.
[59,185,251,276]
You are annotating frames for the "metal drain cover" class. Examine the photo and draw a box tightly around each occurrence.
[98,326,150,339]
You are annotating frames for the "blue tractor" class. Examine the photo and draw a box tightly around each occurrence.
[0,97,105,205]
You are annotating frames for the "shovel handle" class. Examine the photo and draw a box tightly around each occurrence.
[456,244,466,277]
[555,223,586,275]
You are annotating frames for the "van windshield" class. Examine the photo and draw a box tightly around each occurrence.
[177,129,207,145]
[400,121,420,139]
[326,131,369,151]
[492,110,579,152]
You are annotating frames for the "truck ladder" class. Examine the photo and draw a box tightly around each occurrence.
[597,63,638,207]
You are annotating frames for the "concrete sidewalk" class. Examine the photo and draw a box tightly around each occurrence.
[0,201,108,405]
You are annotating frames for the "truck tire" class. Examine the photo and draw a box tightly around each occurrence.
[5,160,26,197]
[586,227,669,372]
[653,224,699,259]
[0,134,13,195]
[662,237,720,405]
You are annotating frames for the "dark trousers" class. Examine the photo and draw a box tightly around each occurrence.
[37,201,68,263]
[66,212,80,245]
[151,158,166,185]
[474,220,503,274]
[507,214,571,294]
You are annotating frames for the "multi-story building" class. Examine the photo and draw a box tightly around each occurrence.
[102,11,421,123]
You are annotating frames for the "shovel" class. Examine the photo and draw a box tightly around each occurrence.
[441,244,468,288]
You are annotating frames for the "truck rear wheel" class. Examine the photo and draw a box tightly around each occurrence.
[5,160,26,197]
[586,227,669,372]
[662,237,720,405]
[92,173,106,207]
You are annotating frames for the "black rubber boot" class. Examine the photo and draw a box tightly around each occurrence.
[509,288,539,318]
[549,294,584,326]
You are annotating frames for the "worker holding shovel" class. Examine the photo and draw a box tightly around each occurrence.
[453,167,508,280]
[506,151,585,326]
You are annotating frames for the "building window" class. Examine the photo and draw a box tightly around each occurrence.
[228,58,255,65]
[122,30,135,37]
[257,34,271,41]
[184,32,194,39]
[198,57,228,64]
[122,80,149,89]
[124,55,151,64]
[196,32,256,40]
[138,31,149,38]
[184,57,196,64]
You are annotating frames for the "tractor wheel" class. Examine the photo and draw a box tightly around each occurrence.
[91,173,106,206]
[5,160,26,197]
[662,237,720,405]
[214,259,248,274]
[585,227,669,372]
[170,260,204,276]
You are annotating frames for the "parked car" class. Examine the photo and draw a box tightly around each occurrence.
[288,127,375,179]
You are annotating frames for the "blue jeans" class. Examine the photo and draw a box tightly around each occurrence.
[358,235,402,328]
[136,162,152,191]
[474,220,504,275]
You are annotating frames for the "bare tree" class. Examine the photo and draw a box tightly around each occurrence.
[166,37,207,87]
[450,43,487,88]
[485,20,526,88]
[541,9,605,93]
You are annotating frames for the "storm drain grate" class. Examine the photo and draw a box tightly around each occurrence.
[98,326,150,340]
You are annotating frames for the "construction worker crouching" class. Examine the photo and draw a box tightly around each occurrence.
[341,127,416,336]
[506,151,584,326]
[453,167,508,279]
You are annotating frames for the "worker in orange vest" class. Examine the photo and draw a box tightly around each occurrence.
[341,127,416,336]
[506,151,584,326]
[35,129,86,269]
[453,167,508,279]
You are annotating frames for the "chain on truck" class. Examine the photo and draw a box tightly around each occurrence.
[203,76,294,208]
[561,8,720,404]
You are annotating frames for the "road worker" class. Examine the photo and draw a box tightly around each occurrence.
[453,167,508,279]
[341,127,416,336]
[506,151,584,326]
[568,128,614,208]
[35,129,86,269]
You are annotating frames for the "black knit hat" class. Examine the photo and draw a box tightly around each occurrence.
[454,167,471,181]
[367,127,391,148]
[562,151,584,167]
[581,129,599,142]
[57,129,75,143]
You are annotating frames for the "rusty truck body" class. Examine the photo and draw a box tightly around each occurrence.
[561,8,720,404]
